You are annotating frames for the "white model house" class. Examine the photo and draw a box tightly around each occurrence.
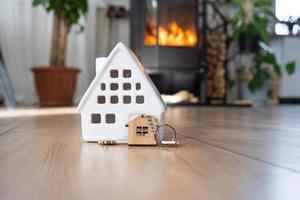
[77,42,167,141]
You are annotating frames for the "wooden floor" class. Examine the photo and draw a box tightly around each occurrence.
[1,106,300,200]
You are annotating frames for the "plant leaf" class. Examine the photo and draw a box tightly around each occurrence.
[267,89,272,98]
[248,81,256,93]
[286,61,296,75]
[33,0,88,26]
[247,68,270,93]
[231,0,244,5]
[228,79,236,89]
[254,53,276,65]
[32,0,48,6]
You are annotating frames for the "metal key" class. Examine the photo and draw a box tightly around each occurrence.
[155,124,179,146]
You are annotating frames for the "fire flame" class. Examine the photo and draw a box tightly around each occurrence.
[145,22,197,47]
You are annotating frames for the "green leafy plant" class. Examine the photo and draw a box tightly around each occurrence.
[32,0,88,66]
[248,53,295,94]
[226,0,296,99]
[229,0,276,44]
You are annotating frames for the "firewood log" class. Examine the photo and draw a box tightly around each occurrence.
[206,31,227,100]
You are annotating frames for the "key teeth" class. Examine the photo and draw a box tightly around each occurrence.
[98,140,117,145]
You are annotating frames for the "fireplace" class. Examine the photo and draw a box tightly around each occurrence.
[144,1,197,47]
[130,0,205,96]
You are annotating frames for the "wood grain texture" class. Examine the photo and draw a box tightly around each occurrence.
[128,115,158,145]
[166,107,300,172]
[0,107,300,200]
[0,117,30,137]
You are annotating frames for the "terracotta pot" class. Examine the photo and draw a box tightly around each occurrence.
[31,67,80,106]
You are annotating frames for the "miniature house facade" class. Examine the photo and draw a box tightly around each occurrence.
[127,114,159,145]
[78,43,167,141]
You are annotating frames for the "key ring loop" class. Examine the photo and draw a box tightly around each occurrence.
[154,124,176,144]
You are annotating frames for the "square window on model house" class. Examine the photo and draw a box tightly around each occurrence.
[91,114,101,123]
[136,83,141,90]
[106,114,115,124]
[123,95,131,104]
[98,96,106,104]
[136,126,148,136]
[123,69,131,78]
[142,126,148,135]
[101,83,106,90]
[110,96,118,104]
[110,83,118,90]
[136,95,144,104]
[123,83,131,90]
[110,70,118,78]
[136,126,142,136]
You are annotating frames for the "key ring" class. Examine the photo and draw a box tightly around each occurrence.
[154,124,177,145]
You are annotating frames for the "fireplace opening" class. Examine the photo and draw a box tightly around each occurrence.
[144,0,197,47]
[145,22,197,47]
[131,0,229,104]
[130,0,205,99]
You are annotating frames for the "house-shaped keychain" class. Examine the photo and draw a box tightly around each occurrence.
[77,42,167,142]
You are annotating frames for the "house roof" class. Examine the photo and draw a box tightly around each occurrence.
[126,114,144,126]
[77,42,167,111]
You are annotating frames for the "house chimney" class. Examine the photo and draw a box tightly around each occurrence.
[96,57,108,75]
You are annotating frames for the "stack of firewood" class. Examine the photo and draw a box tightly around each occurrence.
[206,31,227,99]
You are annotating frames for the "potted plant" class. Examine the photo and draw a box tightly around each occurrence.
[229,0,276,52]
[225,0,297,106]
[31,0,88,106]
[240,53,295,106]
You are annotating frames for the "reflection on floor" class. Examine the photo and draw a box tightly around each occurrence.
[0,107,78,118]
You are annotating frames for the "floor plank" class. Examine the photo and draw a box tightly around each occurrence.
[166,106,300,172]
[0,107,300,200]
[0,117,30,137]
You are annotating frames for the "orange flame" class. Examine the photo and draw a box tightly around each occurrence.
[145,22,197,47]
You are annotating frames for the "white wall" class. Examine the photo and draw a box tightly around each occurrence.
[0,0,130,106]
[271,37,300,98]
[95,6,130,59]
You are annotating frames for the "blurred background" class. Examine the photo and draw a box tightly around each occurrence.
[0,0,299,108]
